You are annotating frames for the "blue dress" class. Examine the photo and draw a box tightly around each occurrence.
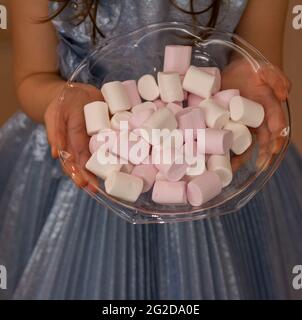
[0,0,302,300]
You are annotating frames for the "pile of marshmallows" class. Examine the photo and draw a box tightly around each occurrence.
[83,45,265,207]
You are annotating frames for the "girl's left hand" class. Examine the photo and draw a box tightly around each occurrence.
[221,59,291,171]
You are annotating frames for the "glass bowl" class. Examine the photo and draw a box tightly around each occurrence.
[57,22,291,224]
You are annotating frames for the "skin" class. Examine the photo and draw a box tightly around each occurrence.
[10,0,290,188]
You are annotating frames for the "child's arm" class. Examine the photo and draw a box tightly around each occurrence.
[11,0,64,123]
[235,0,289,67]
[11,0,102,179]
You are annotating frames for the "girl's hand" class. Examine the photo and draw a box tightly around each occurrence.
[221,59,291,171]
[44,83,103,191]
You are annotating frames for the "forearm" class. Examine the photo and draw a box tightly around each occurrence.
[235,0,288,68]
[16,72,65,123]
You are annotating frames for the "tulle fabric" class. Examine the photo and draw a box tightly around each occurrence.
[1,0,302,300]
[0,113,301,299]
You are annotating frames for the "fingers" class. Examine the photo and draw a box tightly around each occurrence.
[254,87,286,135]
[259,64,290,101]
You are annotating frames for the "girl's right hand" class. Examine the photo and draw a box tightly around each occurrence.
[44,83,103,190]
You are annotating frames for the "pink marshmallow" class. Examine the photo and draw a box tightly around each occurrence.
[166,102,183,115]
[187,171,222,206]
[131,164,158,193]
[89,128,117,154]
[213,89,240,109]
[176,107,206,139]
[129,109,154,129]
[187,93,205,107]
[163,45,192,75]
[152,180,187,204]
[198,128,233,155]
[122,80,142,107]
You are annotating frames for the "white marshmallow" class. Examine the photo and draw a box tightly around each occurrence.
[224,121,253,155]
[137,74,160,101]
[110,111,132,130]
[199,99,230,129]
[131,101,157,113]
[183,66,220,98]
[143,108,177,131]
[141,108,178,145]
[101,81,131,114]
[186,154,206,176]
[207,155,233,187]
[84,101,111,136]
[157,72,184,103]
[230,96,265,128]
[105,172,143,203]
[85,151,122,180]
[199,67,221,93]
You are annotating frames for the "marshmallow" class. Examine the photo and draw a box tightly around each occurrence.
[188,93,205,107]
[129,108,153,129]
[121,163,134,174]
[182,140,198,165]
[143,108,177,130]
[105,171,143,202]
[153,99,166,109]
[199,99,230,129]
[131,164,158,193]
[213,89,240,109]
[186,154,206,176]
[161,129,184,150]
[101,81,131,114]
[122,80,142,107]
[89,128,117,154]
[89,135,100,154]
[180,75,188,100]
[110,131,150,165]
[137,74,160,101]
[155,171,166,181]
[110,111,132,130]
[199,67,221,93]
[84,101,111,136]
[154,147,188,182]
[230,96,265,128]
[142,108,177,145]
[183,66,220,98]
[224,121,252,155]
[207,155,233,187]
[163,45,192,75]
[152,180,187,204]
[85,151,122,180]
[176,107,206,139]
[187,171,222,206]
[198,128,233,155]
[166,102,183,115]
[157,72,184,103]
[131,101,157,113]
